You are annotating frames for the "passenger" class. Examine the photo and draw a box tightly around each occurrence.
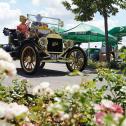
[17,15,29,38]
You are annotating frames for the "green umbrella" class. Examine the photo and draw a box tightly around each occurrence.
[109,26,126,37]
[61,23,117,45]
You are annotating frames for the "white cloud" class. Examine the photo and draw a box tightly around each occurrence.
[10,0,16,4]
[31,0,120,31]
[0,2,21,26]
[85,18,119,31]
[0,2,21,44]
[0,0,122,46]
[32,0,40,6]
[31,0,77,28]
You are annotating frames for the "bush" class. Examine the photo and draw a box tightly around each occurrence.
[0,48,126,126]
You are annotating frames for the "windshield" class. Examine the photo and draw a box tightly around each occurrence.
[27,14,61,28]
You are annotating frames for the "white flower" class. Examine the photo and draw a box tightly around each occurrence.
[25,116,30,122]
[40,82,50,89]
[54,104,63,110]
[0,48,12,62]
[45,88,54,96]
[61,113,70,121]
[101,99,113,108]
[32,85,41,95]
[32,82,53,96]
[120,86,126,93]
[7,103,28,116]
[47,103,54,112]
[4,112,14,120]
[0,120,13,126]
[54,97,61,102]
[65,86,71,91]
[71,85,80,92]
[65,85,80,93]
[0,102,28,120]
[0,102,8,118]
[47,103,63,112]
[0,60,16,77]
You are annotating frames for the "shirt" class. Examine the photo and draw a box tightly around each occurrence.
[17,23,29,37]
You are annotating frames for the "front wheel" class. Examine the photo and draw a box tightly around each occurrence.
[66,47,87,72]
[20,44,40,74]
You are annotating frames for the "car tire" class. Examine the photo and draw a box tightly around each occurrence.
[66,47,87,72]
[20,43,40,75]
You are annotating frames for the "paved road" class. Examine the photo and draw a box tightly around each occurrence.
[3,61,97,90]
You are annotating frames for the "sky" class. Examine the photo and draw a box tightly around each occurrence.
[0,0,126,48]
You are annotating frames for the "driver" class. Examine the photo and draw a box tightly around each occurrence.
[17,15,29,38]
[31,14,49,36]
[33,14,42,26]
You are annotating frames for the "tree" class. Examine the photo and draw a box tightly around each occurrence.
[62,0,126,62]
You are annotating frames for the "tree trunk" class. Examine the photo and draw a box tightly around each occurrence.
[104,13,110,62]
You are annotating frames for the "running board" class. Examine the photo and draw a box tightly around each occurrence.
[41,59,72,63]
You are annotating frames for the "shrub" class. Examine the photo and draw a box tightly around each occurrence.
[0,48,126,126]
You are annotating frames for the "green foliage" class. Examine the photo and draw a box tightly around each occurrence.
[62,0,126,21]
[0,44,3,48]
[119,46,126,52]
[0,67,126,125]
[68,69,83,76]
[119,49,126,60]
[97,68,126,109]
[28,79,105,126]
[118,49,126,75]
[0,78,36,106]
[1,50,126,125]
[87,60,98,69]
[87,60,108,69]
[109,60,120,69]
[0,85,9,101]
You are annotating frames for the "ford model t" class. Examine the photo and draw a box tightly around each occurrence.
[3,14,87,74]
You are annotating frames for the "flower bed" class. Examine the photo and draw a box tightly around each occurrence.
[0,48,126,126]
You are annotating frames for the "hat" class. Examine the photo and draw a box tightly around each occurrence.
[20,15,27,22]
[35,14,42,22]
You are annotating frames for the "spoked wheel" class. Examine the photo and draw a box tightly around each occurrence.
[66,47,87,72]
[20,44,40,74]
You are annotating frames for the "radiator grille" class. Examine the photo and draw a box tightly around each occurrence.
[47,38,63,52]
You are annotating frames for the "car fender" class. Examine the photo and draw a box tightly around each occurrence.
[65,46,86,56]
[20,38,39,56]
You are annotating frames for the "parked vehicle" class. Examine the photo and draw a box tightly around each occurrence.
[86,48,100,61]
[2,14,87,74]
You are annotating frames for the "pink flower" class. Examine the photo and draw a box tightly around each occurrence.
[95,112,105,126]
[101,99,113,109]
[111,104,123,114]
[94,104,105,112]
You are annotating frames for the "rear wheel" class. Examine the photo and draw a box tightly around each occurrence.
[66,47,87,72]
[20,44,40,74]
